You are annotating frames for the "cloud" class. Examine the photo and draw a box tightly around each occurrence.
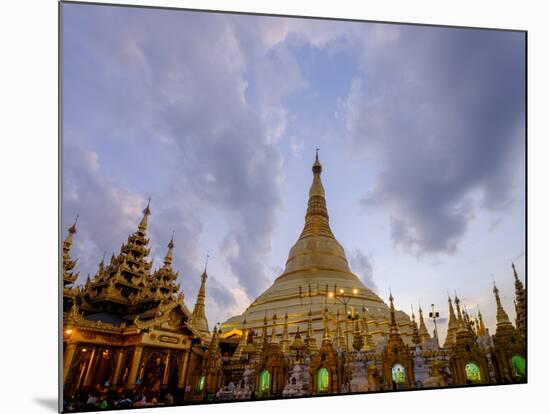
[290,135,305,158]
[63,6,525,328]
[348,249,377,292]
[64,5,340,321]
[63,146,145,278]
[344,27,525,255]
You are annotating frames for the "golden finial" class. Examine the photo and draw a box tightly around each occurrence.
[143,197,151,216]
[164,233,175,266]
[68,214,79,234]
[312,148,322,174]
[168,230,175,249]
[203,252,210,276]
[138,198,151,232]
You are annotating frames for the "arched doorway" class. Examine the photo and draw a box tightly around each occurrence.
[391,363,406,389]
[464,361,482,384]
[142,352,167,393]
[511,355,526,379]
[258,369,270,397]
[316,367,329,394]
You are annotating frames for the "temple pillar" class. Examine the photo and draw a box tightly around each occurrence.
[162,352,171,385]
[82,348,97,387]
[126,346,144,390]
[177,350,191,389]
[63,343,78,384]
[111,349,125,386]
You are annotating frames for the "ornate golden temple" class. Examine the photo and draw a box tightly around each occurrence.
[62,153,526,410]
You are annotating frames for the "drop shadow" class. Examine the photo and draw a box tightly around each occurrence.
[33,397,59,412]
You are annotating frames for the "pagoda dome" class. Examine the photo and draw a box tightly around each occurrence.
[222,151,413,346]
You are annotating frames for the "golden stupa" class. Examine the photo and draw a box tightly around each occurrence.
[222,152,414,347]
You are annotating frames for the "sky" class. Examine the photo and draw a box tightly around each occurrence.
[62,3,526,339]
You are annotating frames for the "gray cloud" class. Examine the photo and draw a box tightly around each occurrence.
[62,5,317,317]
[344,27,525,255]
[63,146,145,279]
[348,249,377,292]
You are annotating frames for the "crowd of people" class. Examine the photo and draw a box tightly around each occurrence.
[63,384,175,411]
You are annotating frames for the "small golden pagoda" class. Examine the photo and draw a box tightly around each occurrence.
[448,295,489,385]
[491,282,525,382]
[188,265,210,337]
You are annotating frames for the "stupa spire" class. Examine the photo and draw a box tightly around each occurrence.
[208,325,220,351]
[444,294,458,348]
[389,290,399,335]
[138,197,151,233]
[163,232,175,267]
[512,263,526,338]
[64,215,78,248]
[152,235,180,299]
[189,256,210,337]
[63,215,80,287]
[417,304,431,344]
[454,294,465,330]
[298,149,335,240]
[493,281,512,326]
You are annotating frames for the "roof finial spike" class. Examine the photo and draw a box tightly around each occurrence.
[168,230,175,250]
[72,214,79,229]
[204,252,210,274]
[138,197,152,232]
[68,214,79,234]
[311,148,323,175]
[144,197,151,215]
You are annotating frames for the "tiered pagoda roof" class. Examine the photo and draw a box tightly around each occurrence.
[63,216,80,288]
[66,199,210,340]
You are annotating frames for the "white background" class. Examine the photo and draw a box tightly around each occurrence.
[0,0,547,413]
